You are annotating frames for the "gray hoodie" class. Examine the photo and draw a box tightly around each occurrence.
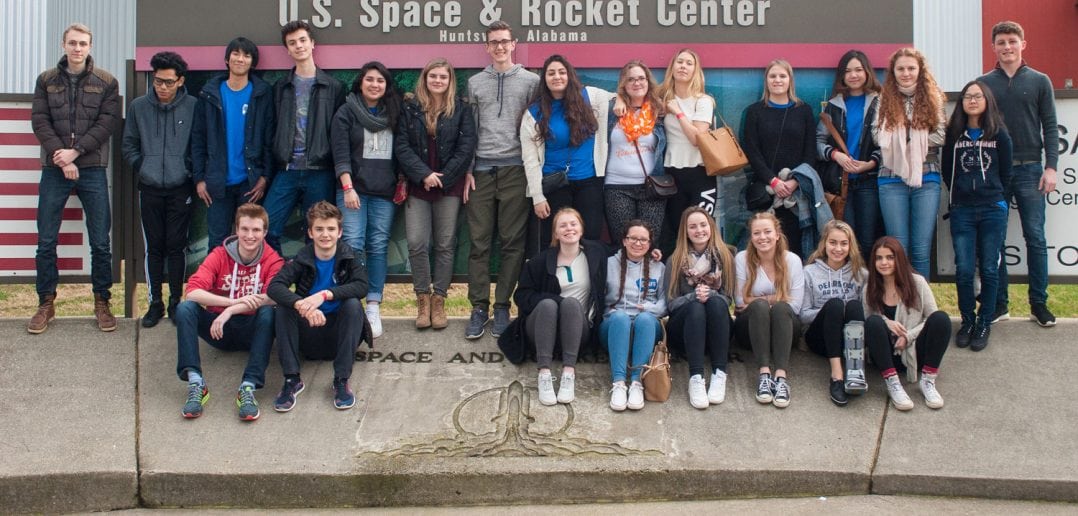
[604,250,667,318]
[467,64,539,168]
[122,86,197,189]
[800,259,865,324]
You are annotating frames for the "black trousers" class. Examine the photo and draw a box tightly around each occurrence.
[276,298,364,381]
[139,183,193,304]
[529,176,606,257]
[805,298,865,359]
[865,311,950,375]
[667,295,732,377]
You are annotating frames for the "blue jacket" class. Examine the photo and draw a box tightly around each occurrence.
[790,162,834,257]
[191,74,275,199]
[606,98,667,175]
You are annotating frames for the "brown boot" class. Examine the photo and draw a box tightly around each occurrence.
[27,294,56,334]
[415,293,432,329]
[430,294,448,329]
[94,294,117,332]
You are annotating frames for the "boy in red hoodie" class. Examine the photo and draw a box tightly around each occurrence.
[176,203,284,421]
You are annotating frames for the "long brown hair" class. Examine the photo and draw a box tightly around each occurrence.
[878,47,943,132]
[613,220,654,308]
[666,206,734,300]
[831,49,882,99]
[743,212,791,303]
[531,55,597,146]
[616,61,663,115]
[806,220,865,283]
[865,236,921,313]
[415,58,457,136]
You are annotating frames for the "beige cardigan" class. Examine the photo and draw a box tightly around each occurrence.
[519,86,614,205]
[862,273,940,382]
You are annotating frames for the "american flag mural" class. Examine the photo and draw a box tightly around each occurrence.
[0,100,93,278]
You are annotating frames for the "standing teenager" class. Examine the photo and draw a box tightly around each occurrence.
[942,81,1012,352]
[395,58,477,330]
[872,48,946,277]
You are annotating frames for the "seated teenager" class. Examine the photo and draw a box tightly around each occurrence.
[175,203,284,421]
[268,201,370,412]
[601,220,667,411]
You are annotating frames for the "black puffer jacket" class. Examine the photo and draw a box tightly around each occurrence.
[267,243,369,307]
[271,67,345,170]
[31,55,121,168]
[394,97,476,189]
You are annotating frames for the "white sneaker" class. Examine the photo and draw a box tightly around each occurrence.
[610,382,628,411]
[920,372,944,409]
[688,374,708,409]
[557,372,575,404]
[708,370,727,405]
[627,381,645,410]
[885,375,914,411]
[366,303,383,339]
[537,371,556,406]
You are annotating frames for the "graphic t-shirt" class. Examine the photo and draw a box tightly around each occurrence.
[221,81,253,186]
[289,75,316,169]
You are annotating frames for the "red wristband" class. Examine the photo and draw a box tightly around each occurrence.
[320,291,329,301]
[342,183,353,191]
[770,177,780,189]
[676,112,686,120]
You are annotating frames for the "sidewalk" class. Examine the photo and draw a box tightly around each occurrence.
[1,317,1075,513]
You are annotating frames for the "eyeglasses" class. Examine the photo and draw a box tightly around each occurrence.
[962,93,984,102]
[486,39,514,48]
[626,76,648,84]
[625,236,650,245]
[153,77,180,88]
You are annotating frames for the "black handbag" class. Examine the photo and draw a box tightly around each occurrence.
[541,169,569,195]
[635,141,677,200]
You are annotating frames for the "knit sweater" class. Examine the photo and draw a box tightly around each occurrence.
[979,64,1059,169]
[862,274,940,383]
[742,101,817,185]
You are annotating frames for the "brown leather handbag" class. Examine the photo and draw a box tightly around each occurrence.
[641,322,672,402]
[700,114,749,177]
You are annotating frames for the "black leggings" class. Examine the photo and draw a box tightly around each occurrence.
[865,311,951,375]
[805,298,865,359]
[667,296,732,377]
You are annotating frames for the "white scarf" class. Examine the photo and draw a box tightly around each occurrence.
[879,86,929,188]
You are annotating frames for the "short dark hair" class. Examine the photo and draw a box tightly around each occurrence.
[224,37,259,69]
[991,20,1024,42]
[306,200,342,226]
[486,20,513,37]
[150,51,188,78]
[281,20,314,46]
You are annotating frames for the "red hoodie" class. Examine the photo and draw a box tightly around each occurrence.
[186,235,284,314]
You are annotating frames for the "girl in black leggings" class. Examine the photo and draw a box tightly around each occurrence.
[863,236,951,411]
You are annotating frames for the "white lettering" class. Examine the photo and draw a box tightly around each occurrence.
[359,0,462,32]
[565,0,582,26]
[312,0,332,28]
[359,0,378,28]
[680,0,697,25]
[522,0,540,25]
[736,0,752,26]
[545,0,561,25]
[657,0,675,26]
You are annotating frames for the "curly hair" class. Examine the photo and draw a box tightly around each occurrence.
[878,48,942,132]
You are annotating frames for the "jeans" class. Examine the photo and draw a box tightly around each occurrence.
[276,298,364,381]
[950,203,1008,323]
[998,162,1049,306]
[337,191,395,303]
[206,183,249,251]
[600,310,661,383]
[139,184,193,305]
[845,175,883,257]
[264,169,335,253]
[175,301,275,388]
[466,166,529,311]
[405,194,460,296]
[36,166,112,300]
[878,180,941,277]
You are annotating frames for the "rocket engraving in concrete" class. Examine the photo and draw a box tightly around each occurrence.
[358,380,662,458]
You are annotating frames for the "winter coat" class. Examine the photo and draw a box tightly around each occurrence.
[267,243,368,307]
[31,55,121,169]
[394,97,476,190]
[330,93,397,198]
[271,67,345,170]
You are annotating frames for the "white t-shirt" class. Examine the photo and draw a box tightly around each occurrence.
[557,251,592,313]
[663,94,715,169]
[605,126,658,186]
[734,250,805,314]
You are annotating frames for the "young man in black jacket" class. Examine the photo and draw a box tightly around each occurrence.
[268,201,369,411]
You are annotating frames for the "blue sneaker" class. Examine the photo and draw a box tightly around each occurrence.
[273,377,305,412]
[333,378,355,410]
[182,382,209,419]
[491,307,511,338]
[236,385,260,421]
[465,308,489,340]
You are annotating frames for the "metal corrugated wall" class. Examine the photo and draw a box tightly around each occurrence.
[914,0,984,91]
[0,0,49,94]
[46,0,136,96]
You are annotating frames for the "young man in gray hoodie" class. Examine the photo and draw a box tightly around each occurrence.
[123,51,198,327]
[464,20,540,340]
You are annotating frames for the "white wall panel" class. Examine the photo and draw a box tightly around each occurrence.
[914,0,984,92]
[0,0,49,94]
[47,0,136,97]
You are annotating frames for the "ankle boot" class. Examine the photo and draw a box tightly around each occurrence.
[415,293,432,329]
[430,294,448,329]
[94,294,117,332]
[27,294,57,334]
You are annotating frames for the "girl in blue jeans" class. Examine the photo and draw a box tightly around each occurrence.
[872,48,946,277]
[601,220,667,411]
[942,81,1012,352]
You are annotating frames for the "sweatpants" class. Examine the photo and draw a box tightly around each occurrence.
[805,298,865,359]
[667,295,732,377]
[865,311,950,376]
[734,299,800,371]
[526,297,588,369]
[276,298,364,381]
[139,183,192,304]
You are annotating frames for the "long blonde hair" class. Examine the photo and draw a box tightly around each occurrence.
[806,220,865,283]
[658,48,707,104]
[743,212,791,302]
[760,59,803,105]
[666,206,734,300]
[415,58,457,136]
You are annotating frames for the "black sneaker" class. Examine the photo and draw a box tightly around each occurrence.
[829,379,848,406]
[1030,303,1056,327]
[990,304,1010,323]
[273,376,305,412]
[955,321,974,348]
[755,373,774,404]
[970,319,991,352]
[142,302,166,328]
[167,297,181,326]
[491,307,511,338]
[465,308,489,340]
